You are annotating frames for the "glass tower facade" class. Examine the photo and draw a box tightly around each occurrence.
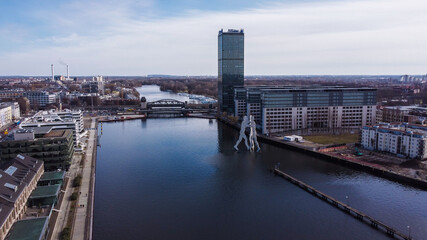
[218,29,244,114]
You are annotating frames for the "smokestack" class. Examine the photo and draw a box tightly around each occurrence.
[67,65,69,79]
[51,64,54,82]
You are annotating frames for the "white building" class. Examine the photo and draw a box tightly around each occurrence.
[55,109,84,134]
[20,109,83,147]
[93,75,104,95]
[0,102,20,120]
[361,123,427,159]
[235,86,377,134]
[0,105,12,128]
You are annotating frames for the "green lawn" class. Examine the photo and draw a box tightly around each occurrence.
[304,133,359,145]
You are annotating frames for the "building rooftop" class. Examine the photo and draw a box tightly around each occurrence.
[24,126,53,135]
[237,85,377,92]
[29,185,60,199]
[364,123,427,137]
[39,171,65,182]
[383,105,427,112]
[5,217,48,240]
[218,28,244,35]
[43,129,67,138]
[0,155,44,228]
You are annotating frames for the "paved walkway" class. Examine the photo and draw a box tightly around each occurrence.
[50,154,81,239]
[73,117,96,240]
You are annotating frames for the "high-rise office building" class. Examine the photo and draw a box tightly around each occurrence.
[218,29,244,114]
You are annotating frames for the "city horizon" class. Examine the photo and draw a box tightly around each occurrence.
[1,0,426,76]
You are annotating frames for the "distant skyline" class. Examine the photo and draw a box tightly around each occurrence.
[1,0,426,76]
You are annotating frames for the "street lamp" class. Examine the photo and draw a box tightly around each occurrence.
[345,195,349,206]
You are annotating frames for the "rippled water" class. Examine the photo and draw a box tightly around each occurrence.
[93,118,427,240]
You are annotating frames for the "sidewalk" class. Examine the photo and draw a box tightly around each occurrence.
[73,117,96,240]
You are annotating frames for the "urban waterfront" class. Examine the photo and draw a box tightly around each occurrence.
[93,87,427,240]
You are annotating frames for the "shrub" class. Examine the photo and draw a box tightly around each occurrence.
[70,192,78,201]
[60,227,71,240]
[73,175,82,187]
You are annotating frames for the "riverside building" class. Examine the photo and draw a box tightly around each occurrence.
[0,128,74,170]
[361,123,427,159]
[218,29,244,114]
[234,86,377,134]
[20,109,83,147]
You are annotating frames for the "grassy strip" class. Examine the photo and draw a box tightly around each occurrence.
[304,133,359,145]
[60,174,82,240]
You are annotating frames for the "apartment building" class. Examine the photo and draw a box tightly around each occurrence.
[23,91,56,107]
[361,123,427,159]
[0,102,20,120]
[0,105,12,128]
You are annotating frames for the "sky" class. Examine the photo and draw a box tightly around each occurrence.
[0,0,426,76]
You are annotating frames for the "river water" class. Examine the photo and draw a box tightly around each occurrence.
[93,86,427,240]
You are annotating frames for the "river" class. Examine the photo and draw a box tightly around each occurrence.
[93,86,427,240]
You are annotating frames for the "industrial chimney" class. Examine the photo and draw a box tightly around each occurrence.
[67,65,69,79]
[51,64,54,82]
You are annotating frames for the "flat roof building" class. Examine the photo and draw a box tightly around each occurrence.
[28,184,61,207]
[234,86,377,134]
[0,129,74,171]
[38,171,65,186]
[5,217,49,240]
[21,109,83,146]
[361,123,427,159]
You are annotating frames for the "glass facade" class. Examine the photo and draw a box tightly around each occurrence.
[260,87,377,108]
[218,29,244,114]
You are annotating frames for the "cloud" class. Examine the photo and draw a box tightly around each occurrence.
[0,0,426,75]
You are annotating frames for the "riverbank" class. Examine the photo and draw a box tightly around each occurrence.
[98,115,146,122]
[72,117,97,240]
[217,116,427,190]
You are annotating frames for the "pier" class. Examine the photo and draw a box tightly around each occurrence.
[273,168,412,240]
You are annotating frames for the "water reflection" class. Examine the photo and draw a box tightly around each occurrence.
[94,119,427,240]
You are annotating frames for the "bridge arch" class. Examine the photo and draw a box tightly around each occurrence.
[147,99,186,109]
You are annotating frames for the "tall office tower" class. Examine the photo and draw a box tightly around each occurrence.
[218,29,244,114]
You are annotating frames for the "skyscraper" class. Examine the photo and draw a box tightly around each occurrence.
[218,29,244,114]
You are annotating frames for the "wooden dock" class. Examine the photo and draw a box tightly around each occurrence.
[273,168,412,240]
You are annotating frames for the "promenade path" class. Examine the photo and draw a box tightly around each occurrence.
[50,154,80,239]
[73,118,96,240]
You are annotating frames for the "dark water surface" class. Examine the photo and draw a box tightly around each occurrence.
[93,118,427,240]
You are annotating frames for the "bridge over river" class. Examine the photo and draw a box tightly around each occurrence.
[142,98,214,117]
